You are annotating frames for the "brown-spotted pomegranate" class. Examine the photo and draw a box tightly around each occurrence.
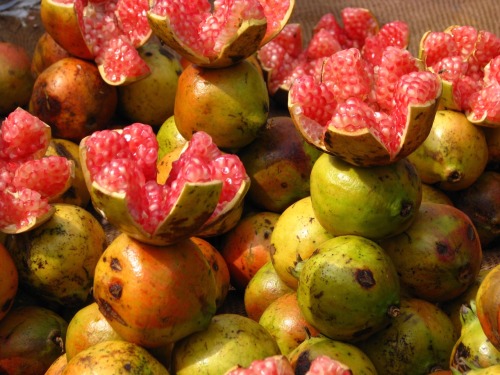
[93,233,217,348]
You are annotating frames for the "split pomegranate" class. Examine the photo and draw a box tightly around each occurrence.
[257,8,410,101]
[288,46,441,166]
[80,124,249,245]
[147,0,295,68]
[40,0,152,85]
[419,25,500,126]
[0,108,74,234]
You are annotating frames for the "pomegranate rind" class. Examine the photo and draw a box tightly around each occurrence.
[259,0,296,47]
[196,178,250,237]
[0,201,56,235]
[147,12,268,68]
[289,90,442,167]
[80,140,223,246]
[40,0,93,60]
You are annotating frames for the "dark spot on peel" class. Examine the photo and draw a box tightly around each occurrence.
[109,282,123,299]
[356,269,375,288]
[110,257,122,271]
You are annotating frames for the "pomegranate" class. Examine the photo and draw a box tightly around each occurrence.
[0,42,34,116]
[0,108,74,234]
[93,233,217,347]
[5,204,107,309]
[288,46,441,166]
[419,25,500,126]
[29,57,118,142]
[117,42,183,127]
[0,306,68,375]
[450,302,500,372]
[225,355,294,375]
[45,354,67,375]
[258,9,410,104]
[296,235,401,343]
[358,297,457,375]
[172,313,281,374]
[0,243,17,322]
[220,211,280,290]
[174,59,269,150]
[258,292,320,355]
[288,336,378,374]
[80,125,249,245]
[379,202,483,302]
[407,109,489,191]
[237,116,322,213]
[65,302,124,360]
[147,0,295,68]
[63,340,169,374]
[40,0,152,85]
[30,32,71,79]
[244,261,294,321]
[156,115,187,162]
[310,154,422,240]
[476,263,500,351]
[270,196,334,290]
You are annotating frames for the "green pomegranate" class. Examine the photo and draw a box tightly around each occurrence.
[310,153,422,240]
[358,297,457,375]
[117,43,183,127]
[5,204,107,309]
[0,305,68,375]
[237,116,322,213]
[450,302,500,373]
[270,196,334,290]
[407,110,489,191]
[172,313,281,374]
[296,235,401,342]
[378,202,483,302]
[287,336,377,375]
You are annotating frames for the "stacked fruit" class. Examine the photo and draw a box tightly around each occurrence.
[0,1,499,374]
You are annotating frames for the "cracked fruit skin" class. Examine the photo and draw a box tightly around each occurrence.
[296,235,401,343]
[174,59,270,150]
[310,153,422,240]
[92,233,217,348]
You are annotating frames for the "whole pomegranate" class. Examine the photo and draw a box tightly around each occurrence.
[92,233,217,348]
[29,57,118,142]
[0,42,34,116]
[174,59,270,150]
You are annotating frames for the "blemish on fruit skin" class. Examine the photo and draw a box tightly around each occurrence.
[1,298,13,312]
[109,282,123,299]
[97,298,127,326]
[110,257,122,271]
[356,269,376,288]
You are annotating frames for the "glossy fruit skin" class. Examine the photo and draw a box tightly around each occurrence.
[63,340,169,374]
[44,354,67,375]
[29,57,118,142]
[288,336,378,375]
[297,235,401,343]
[65,302,124,361]
[244,261,294,321]
[0,243,18,322]
[31,32,71,79]
[359,297,457,375]
[476,264,500,351]
[270,196,334,290]
[172,313,281,375]
[117,43,183,127]
[450,303,500,373]
[0,42,34,115]
[310,153,422,240]
[237,116,322,213]
[258,292,320,355]
[93,233,217,348]
[5,204,106,309]
[452,171,500,247]
[191,236,231,309]
[174,60,269,149]
[0,305,68,375]
[220,211,280,290]
[379,202,483,302]
[408,110,489,191]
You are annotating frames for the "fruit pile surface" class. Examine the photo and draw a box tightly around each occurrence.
[0,1,499,374]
